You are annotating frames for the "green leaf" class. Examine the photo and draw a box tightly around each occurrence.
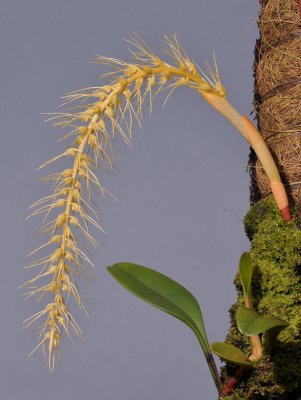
[108,262,209,349]
[239,252,253,297]
[107,262,222,391]
[210,342,253,367]
[236,305,288,337]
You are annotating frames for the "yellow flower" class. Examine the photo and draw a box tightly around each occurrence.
[23,34,228,369]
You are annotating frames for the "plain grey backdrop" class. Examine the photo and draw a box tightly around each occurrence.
[0,1,259,399]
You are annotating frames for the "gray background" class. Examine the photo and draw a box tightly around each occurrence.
[0,1,258,399]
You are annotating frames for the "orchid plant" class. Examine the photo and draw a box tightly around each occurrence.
[23,35,289,395]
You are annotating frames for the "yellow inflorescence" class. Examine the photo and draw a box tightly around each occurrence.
[23,34,226,369]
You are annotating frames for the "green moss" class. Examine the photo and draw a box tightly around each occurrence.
[222,196,301,399]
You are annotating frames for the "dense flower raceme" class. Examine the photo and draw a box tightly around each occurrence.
[23,35,226,369]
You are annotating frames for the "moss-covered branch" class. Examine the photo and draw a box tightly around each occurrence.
[222,197,301,399]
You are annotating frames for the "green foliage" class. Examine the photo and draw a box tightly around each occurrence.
[211,342,253,367]
[107,196,301,398]
[236,305,288,343]
[107,262,208,347]
[107,262,221,391]
[239,252,253,297]
[223,196,301,399]
[246,197,301,342]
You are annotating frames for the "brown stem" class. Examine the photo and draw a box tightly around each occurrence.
[220,366,249,397]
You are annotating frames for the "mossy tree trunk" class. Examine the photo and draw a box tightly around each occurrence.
[222,1,301,399]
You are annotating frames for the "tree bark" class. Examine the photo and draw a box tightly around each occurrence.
[221,1,301,399]
[251,0,301,204]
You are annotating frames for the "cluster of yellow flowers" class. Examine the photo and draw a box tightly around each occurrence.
[23,34,225,369]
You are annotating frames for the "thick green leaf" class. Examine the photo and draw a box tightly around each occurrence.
[236,305,288,337]
[107,262,210,350]
[107,262,222,391]
[239,252,253,297]
[211,342,253,367]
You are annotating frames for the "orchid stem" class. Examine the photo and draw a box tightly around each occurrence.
[244,296,263,362]
[201,92,292,221]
